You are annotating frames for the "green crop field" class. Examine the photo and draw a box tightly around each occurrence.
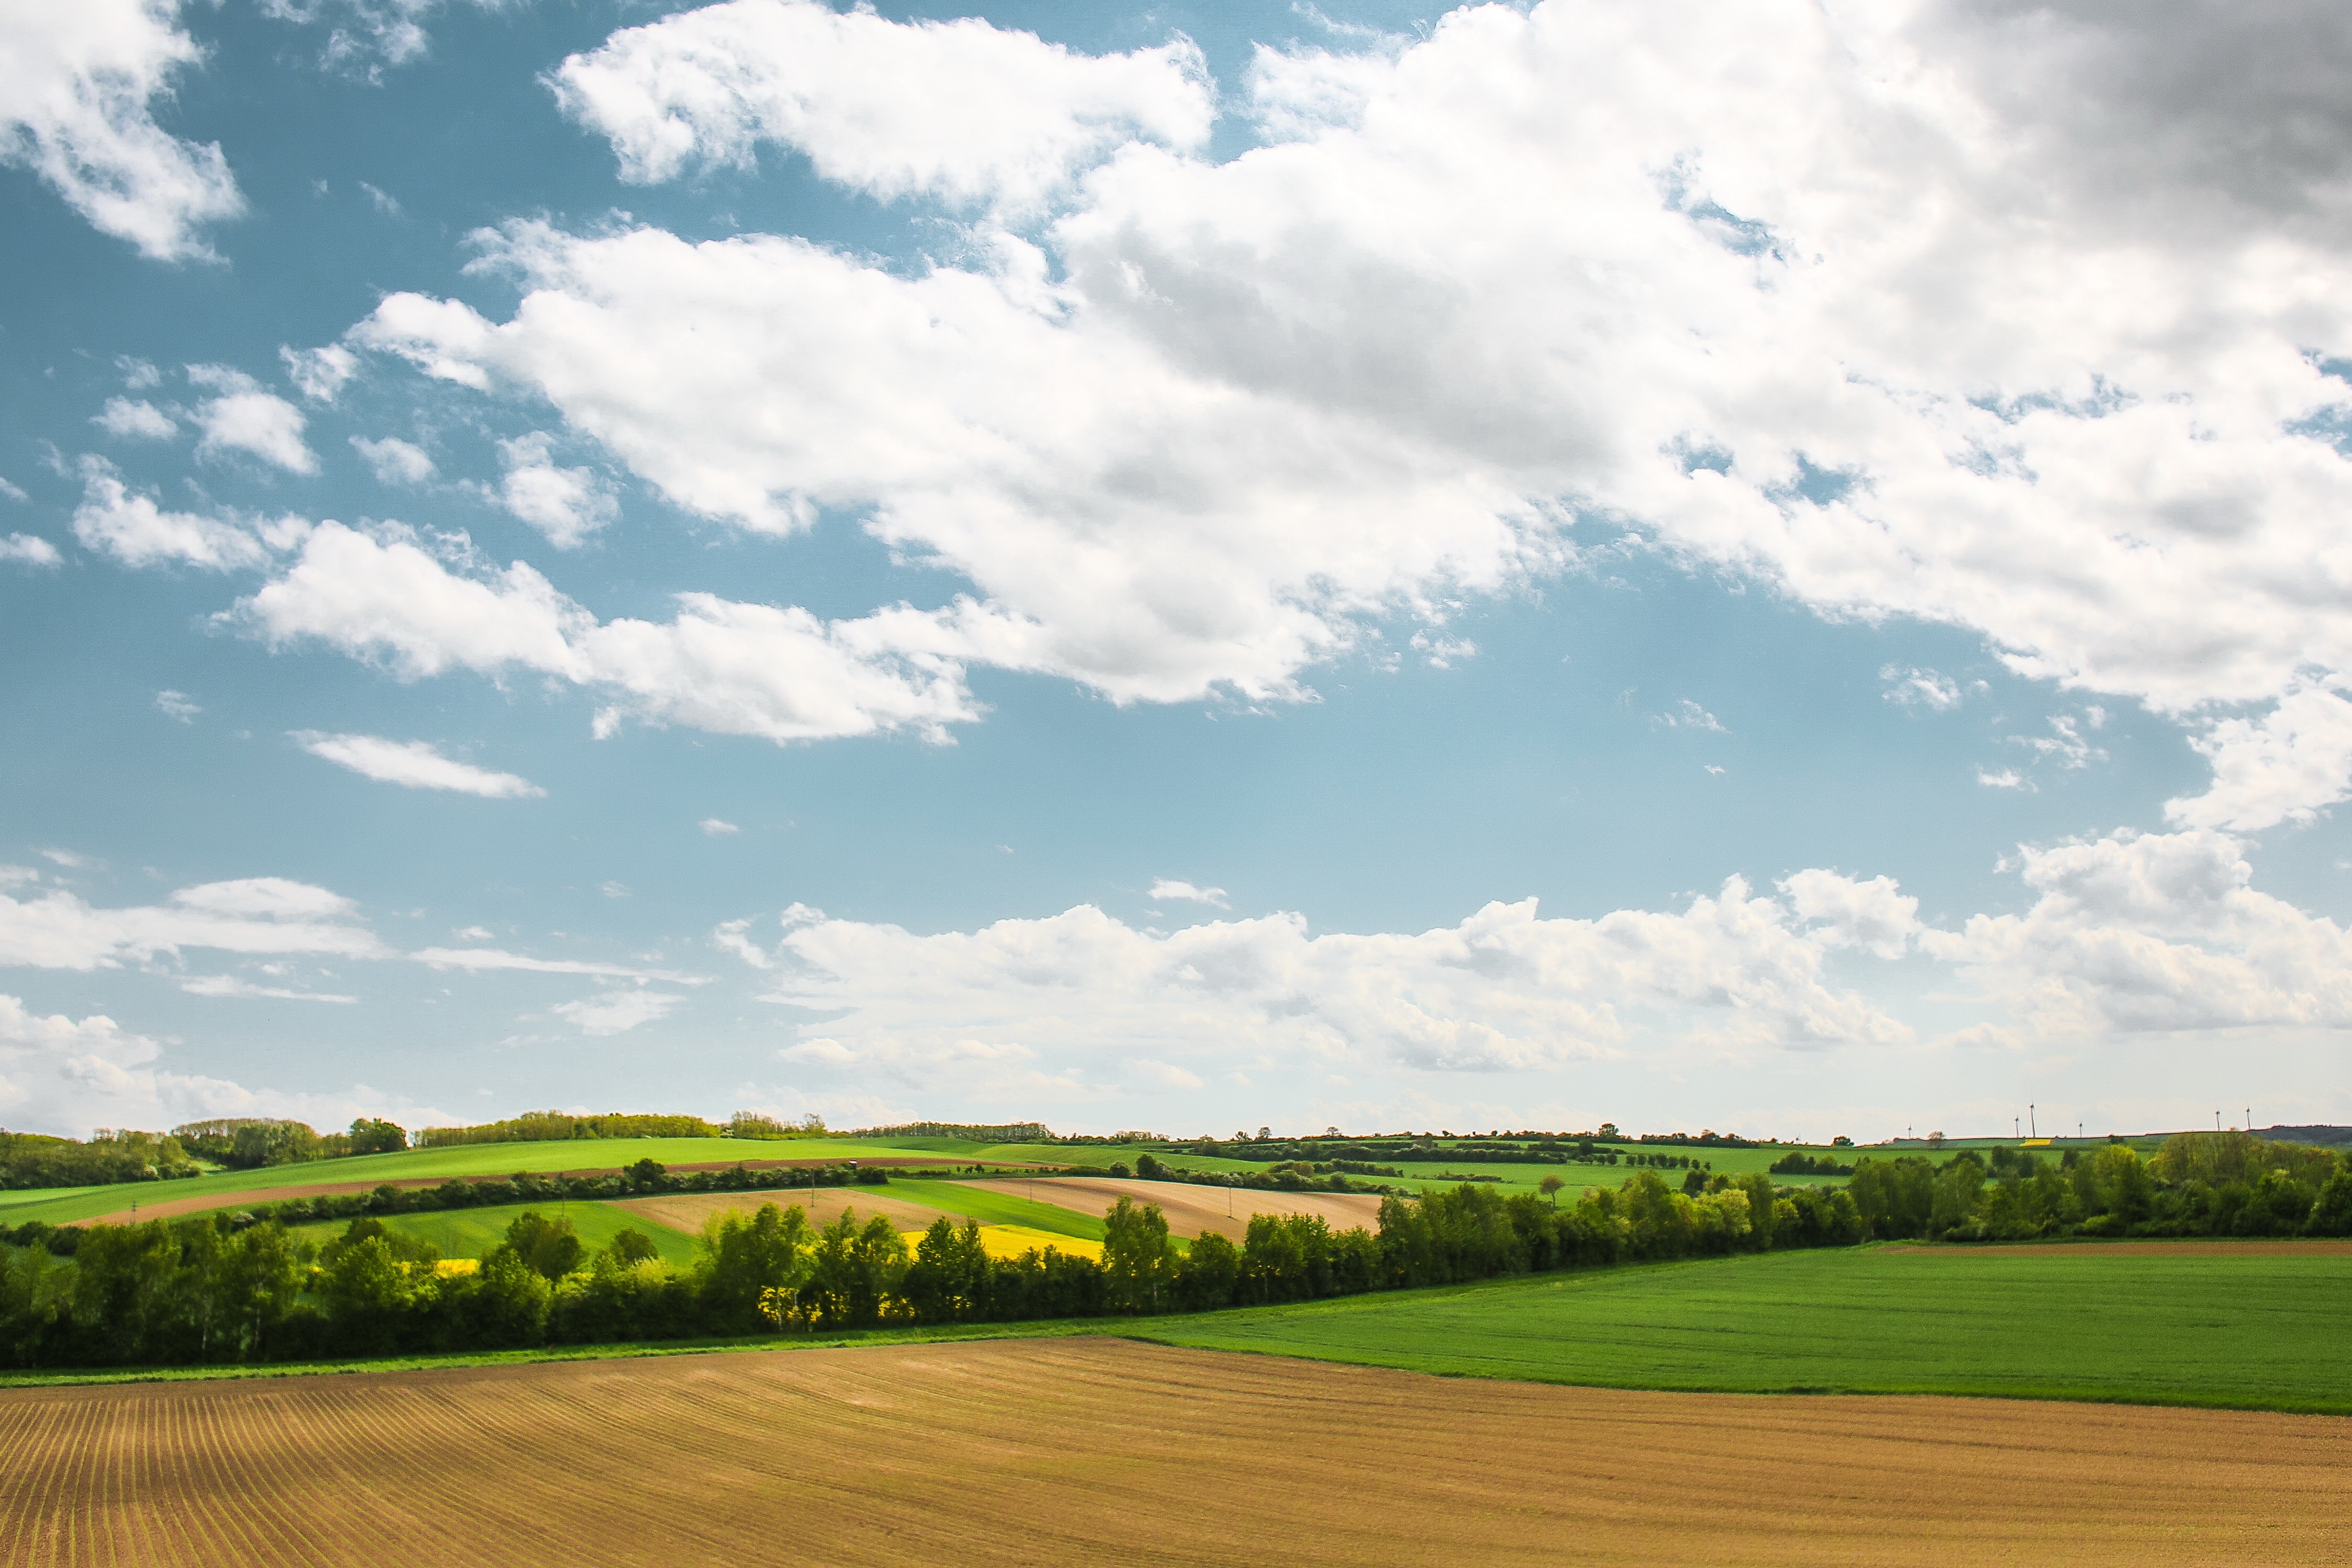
[288,1201,701,1269]
[883,1179,1111,1242]
[1138,1244,2352,1415]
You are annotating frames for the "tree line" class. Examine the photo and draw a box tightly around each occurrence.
[0,1167,1867,1370]
[1847,1134,2352,1241]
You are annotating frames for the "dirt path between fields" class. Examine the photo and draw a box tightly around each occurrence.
[972,1176,1386,1242]
[2,1338,2344,1567]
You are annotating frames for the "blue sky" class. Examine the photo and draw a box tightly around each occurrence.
[3,0,2350,1141]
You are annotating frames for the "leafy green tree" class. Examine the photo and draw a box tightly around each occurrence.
[1176,1231,1240,1309]
[346,1118,407,1155]
[2307,1165,2352,1236]
[803,1210,908,1328]
[903,1218,990,1323]
[503,1211,586,1281]
[1100,1196,1178,1313]
[459,1245,552,1348]
[1538,1174,1565,1205]
[227,1121,324,1169]
[213,1222,302,1357]
[603,1228,660,1266]
[696,1202,813,1330]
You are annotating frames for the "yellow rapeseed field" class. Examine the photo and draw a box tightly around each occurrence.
[900,1225,1103,1262]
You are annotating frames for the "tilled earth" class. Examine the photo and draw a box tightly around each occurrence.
[2,1338,2345,1567]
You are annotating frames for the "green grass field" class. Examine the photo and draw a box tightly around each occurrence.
[288,1201,701,1269]
[883,1179,1111,1242]
[1138,1243,2352,1414]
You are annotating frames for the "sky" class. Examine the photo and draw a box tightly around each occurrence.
[2,0,2350,1144]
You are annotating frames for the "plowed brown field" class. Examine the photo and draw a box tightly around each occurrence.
[4,1339,2343,1567]
[973,1176,1385,1241]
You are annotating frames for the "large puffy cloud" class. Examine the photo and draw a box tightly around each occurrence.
[0,0,243,260]
[236,520,1000,741]
[1920,830,2352,1038]
[346,0,2352,809]
[0,869,383,971]
[741,876,1912,1101]
[2166,682,2352,833]
[0,992,442,1138]
[549,0,1213,209]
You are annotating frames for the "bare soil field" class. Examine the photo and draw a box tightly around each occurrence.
[612,1188,965,1238]
[1896,1240,2352,1257]
[973,1176,1385,1241]
[3,1339,2345,1567]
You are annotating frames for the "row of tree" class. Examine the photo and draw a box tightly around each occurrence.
[0,1166,1866,1368]
[0,1129,199,1190]
[1847,1134,2352,1241]
[412,1111,724,1146]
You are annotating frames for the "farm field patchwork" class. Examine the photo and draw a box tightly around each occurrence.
[979,1176,1386,1241]
[1,1337,2343,1567]
[0,1138,1039,1228]
[1142,1241,2352,1413]
[610,1180,1114,1245]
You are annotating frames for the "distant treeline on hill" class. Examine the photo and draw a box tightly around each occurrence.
[850,1122,1055,1144]
[0,1129,198,1190]
[415,1110,844,1146]
[1,1119,412,1190]
[1175,1135,1718,1169]
[415,1111,725,1146]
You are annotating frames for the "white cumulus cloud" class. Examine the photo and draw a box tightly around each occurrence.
[93,397,176,440]
[0,0,245,261]
[281,343,358,403]
[550,0,1214,211]
[292,731,545,798]
[1920,829,2352,1039]
[351,434,435,485]
[0,534,61,567]
[187,364,316,473]
[496,432,614,549]
[758,880,1913,1096]
[337,0,2352,823]
[1150,879,1229,908]
[552,987,681,1035]
[234,519,998,743]
[71,457,269,570]
[0,874,382,971]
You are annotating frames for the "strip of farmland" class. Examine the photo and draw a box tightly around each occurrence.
[970,1176,1385,1241]
[1,1339,2343,1567]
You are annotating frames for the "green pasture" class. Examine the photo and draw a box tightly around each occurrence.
[288,1201,701,1269]
[1140,1243,2352,1415]
[0,1185,103,1213]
